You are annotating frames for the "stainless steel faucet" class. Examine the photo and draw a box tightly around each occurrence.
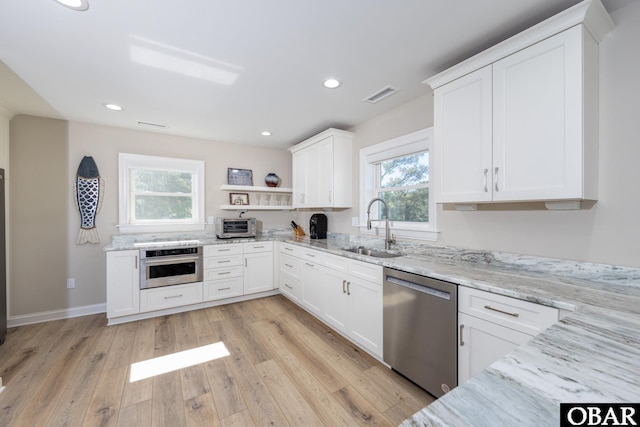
[366,197,395,250]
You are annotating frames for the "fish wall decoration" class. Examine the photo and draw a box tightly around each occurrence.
[74,156,104,244]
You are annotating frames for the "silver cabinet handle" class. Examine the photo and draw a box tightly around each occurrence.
[252,245,265,249]
[305,262,314,267]
[245,258,247,267]
[164,294,183,299]
[284,263,293,268]
[218,271,231,276]
[285,283,293,290]
[484,305,519,317]
[494,167,500,192]
[135,255,138,270]
[346,281,351,296]
[218,260,231,264]
[459,324,465,347]
[483,168,488,192]
[305,253,315,258]
[219,248,231,252]
[218,287,231,291]
[342,280,346,294]
[284,247,293,251]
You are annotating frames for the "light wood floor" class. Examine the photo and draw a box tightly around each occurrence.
[0,295,433,426]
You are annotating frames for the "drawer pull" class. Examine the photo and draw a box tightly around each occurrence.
[218,271,231,275]
[305,262,315,267]
[218,260,231,264]
[218,287,231,291]
[346,281,351,296]
[284,263,293,268]
[164,294,183,299]
[342,280,346,294]
[305,253,315,258]
[284,247,293,251]
[484,305,519,317]
[459,324,465,347]
[252,245,265,249]
[218,248,231,252]
[285,284,293,290]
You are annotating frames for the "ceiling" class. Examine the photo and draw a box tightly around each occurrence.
[0,0,624,149]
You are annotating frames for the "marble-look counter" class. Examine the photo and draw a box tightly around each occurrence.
[105,231,640,425]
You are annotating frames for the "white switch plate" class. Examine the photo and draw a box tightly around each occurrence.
[67,278,75,289]
[207,216,215,224]
[351,216,359,226]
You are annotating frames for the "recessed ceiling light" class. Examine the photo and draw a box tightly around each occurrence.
[54,0,89,11]
[323,78,341,89]
[104,103,123,111]
[261,131,272,136]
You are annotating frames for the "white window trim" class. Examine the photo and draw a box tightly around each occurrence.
[118,153,205,233]
[359,128,438,241]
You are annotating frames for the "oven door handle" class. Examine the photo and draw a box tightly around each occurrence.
[142,255,200,265]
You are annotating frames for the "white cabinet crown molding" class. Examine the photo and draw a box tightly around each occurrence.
[423,0,614,90]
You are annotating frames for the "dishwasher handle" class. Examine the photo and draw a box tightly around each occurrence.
[385,276,451,300]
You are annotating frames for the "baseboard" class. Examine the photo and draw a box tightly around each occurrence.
[7,303,106,328]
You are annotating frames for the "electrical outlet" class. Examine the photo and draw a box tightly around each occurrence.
[207,216,215,224]
[67,278,76,289]
[352,216,359,226]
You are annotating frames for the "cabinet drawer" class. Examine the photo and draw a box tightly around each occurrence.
[459,287,558,336]
[244,241,273,253]
[300,248,325,265]
[280,253,301,277]
[203,277,243,301]
[280,242,301,257]
[349,260,382,284]
[140,283,203,312]
[280,271,301,303]
[203,255,242,269]
[324,253,348,272]
[204,265,243,281]
[204,244,243,257]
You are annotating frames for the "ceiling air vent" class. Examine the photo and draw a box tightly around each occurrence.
[364,85,399,104]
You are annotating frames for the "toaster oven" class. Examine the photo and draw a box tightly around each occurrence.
[216,217,257,239]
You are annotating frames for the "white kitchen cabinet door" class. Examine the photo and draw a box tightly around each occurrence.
[290,128,353,208]
[458,312,532,384]
[323,268,349,334]
[347,276,383,358]
[492,25,586,201]
[434,66,493,203]
[301,259,325,317]
[106,250,140,318]
[243,251,274,295]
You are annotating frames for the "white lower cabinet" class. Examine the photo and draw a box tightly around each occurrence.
[106,250,140,318]
[457,287,559,384]
[243,242,274,295]
[203,243,244,302]
[280,246,383,358]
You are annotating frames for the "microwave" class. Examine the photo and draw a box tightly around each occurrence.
[216,217,257,239]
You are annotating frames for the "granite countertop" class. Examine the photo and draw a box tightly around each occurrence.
[105,231,640,426]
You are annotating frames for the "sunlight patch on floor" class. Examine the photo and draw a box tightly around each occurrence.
[130,341,230,382]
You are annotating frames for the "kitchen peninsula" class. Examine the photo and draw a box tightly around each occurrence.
[106,231,640,426]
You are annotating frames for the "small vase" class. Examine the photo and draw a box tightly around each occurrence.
[265,173,280,187]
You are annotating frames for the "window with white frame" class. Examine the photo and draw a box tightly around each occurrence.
[118,153,205,233]
[359,128,437,241]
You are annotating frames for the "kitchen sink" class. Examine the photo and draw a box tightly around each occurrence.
[342,246,403,258]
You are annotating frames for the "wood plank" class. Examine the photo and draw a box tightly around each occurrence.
[121,318,155,408]
[117,400,152,427]
[220,302,274,364]
[151,371,187,427]
[184,392,220,427]
[222,337,288,426]
[203,357,246,419]
[82,366,128,427]
[333,385,394,427]
[255,358,324,426]
[220,409,257,427]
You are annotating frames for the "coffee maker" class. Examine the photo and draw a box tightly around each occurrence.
[309,213,327,239]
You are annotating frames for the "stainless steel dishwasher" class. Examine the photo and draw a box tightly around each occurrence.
[383,267,457,398]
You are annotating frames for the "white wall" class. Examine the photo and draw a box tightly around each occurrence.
[338,1,640,268]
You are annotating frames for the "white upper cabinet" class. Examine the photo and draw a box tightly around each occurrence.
[289,128,353,209]
[426,0,613,206]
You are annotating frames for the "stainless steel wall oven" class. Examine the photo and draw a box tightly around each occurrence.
[139,246,203,289]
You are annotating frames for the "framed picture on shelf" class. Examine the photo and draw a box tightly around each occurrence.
[227,168,253,186]
[230,192,250,205]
